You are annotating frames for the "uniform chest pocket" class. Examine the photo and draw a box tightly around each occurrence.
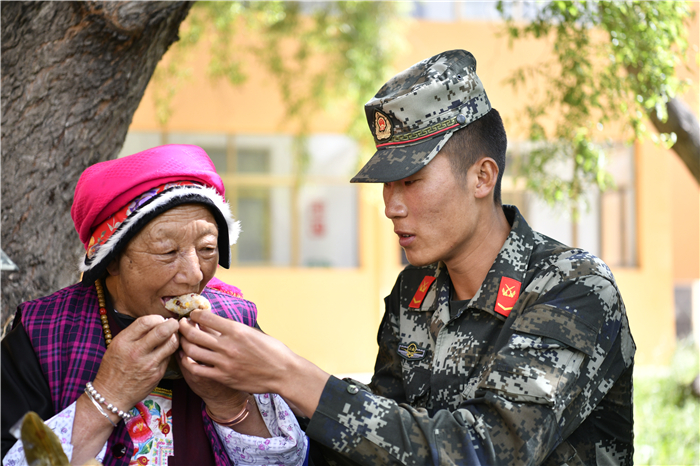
[400,362,431,406]
[511,304,600,357]
[478,305,597,410]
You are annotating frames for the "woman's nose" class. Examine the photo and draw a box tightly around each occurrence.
[175,249,204,286]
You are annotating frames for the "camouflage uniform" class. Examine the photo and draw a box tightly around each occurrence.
[306,205,635,465]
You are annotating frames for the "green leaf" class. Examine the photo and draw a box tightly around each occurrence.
[497,0,693,205]
[141,439,154,455]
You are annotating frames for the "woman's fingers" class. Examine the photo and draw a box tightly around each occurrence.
[94,317,180,408]
[149,321,181,361]
[137,317,180,351]
[115,316,180,366]
[121,314,171,341]
[177,347,222,381]
[111,315,180,363]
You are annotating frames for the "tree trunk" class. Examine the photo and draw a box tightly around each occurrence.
[648,97,700,185]
[1,1,193,324]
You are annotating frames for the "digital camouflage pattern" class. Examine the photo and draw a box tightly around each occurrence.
[351,50,491,184]
[306,206,635,465]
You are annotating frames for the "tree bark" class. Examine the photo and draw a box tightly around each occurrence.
[1,1,193,324]
[648,97,700,185]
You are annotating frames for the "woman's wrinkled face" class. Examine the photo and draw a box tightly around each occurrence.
[106,204,219,319]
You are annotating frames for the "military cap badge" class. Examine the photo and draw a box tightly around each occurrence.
[352,49,491,183]
[374,111,392,141]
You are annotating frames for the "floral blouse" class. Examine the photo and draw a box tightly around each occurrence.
[3,391,307,466]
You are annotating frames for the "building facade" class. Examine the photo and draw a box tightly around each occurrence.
[121,3,699,372]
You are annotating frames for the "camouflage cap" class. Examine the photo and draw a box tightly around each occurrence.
[351,49,491,183]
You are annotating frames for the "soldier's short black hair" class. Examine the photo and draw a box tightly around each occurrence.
[443,108,507,205]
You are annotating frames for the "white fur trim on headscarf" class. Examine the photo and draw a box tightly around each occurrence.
[78,185,240,274]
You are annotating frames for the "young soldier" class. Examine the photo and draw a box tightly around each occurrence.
[179,49,635,465]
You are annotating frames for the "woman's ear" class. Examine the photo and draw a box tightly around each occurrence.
[105,257,120,277]
[474,157,499,200]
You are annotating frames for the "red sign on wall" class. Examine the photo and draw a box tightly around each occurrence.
[311,201,325,237]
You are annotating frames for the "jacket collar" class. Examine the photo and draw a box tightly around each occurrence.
[421,205,534,322]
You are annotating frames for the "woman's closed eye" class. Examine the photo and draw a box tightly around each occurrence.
[153,249,178,260]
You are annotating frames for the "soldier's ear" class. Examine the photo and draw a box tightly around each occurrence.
[474,157,498,200]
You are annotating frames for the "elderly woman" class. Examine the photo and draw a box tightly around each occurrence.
[1,145,307,466]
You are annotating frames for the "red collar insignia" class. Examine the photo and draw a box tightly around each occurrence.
[409,276,436,309]
[494,276,521,317]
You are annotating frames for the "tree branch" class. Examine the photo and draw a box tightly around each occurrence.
[648,97,700,185]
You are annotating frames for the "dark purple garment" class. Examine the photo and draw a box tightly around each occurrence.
[17,282,257,466]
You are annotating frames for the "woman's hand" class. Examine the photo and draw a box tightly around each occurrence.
[176,320,249,417]
[178,318,272,438]
[178,350,249,416]
[92,315,180,413]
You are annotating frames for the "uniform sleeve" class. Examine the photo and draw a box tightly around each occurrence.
[305,273,634,465]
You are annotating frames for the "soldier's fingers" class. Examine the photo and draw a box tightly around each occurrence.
[179,316,221,349]
[189,309,242,339]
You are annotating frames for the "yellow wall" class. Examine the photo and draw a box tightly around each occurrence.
[130,19,553,138]
[215,185,402,376]
[127,12,698,370]
[614,141,676,365]
[671,153,700,281]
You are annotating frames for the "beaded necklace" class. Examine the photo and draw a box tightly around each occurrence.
[95,279,112,346]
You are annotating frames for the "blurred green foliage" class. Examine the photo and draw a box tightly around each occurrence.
[151,1,404,146]
[497,1,694,210]
[634,339,700,465]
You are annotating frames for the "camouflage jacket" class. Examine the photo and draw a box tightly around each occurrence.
[306,205,635,465]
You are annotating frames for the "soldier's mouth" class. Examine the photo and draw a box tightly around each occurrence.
[397,232,415,247]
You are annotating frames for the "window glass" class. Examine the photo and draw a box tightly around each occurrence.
[408,1,541,22]
[499,142,637,267]
[237,148,269,173]
[600,145,637,267]
[300,135,359,267]
[236,187,271,264]
[119,131,359,268]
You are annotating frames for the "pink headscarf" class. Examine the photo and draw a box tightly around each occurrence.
[71,144,239,284]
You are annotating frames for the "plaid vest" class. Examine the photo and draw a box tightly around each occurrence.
[20,282,257,466]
